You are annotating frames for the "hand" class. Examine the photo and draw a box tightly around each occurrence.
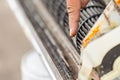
[66,0,89,37]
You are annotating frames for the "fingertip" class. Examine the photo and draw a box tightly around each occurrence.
[70,29,76,37]
[69,14,79,37]
[70,30,75,37]
[69,24,78,37]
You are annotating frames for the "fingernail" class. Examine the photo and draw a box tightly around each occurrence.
[70,29,74,37]
[70,29,73,37]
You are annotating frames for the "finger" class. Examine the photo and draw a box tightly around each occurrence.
[66,0,89,37]
[66,0,81,37]
[91,72,100,80]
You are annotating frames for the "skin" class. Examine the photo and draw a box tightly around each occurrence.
[66,0,89,37]
[66,0,100,80]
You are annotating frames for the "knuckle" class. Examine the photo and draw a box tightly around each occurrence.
[67,6,74,14]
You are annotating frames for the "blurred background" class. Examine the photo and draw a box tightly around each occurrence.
[0,0,32,80]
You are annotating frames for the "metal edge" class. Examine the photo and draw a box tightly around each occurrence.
[7,0,63,80]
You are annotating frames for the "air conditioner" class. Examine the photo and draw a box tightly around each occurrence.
[8,0,120,80]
